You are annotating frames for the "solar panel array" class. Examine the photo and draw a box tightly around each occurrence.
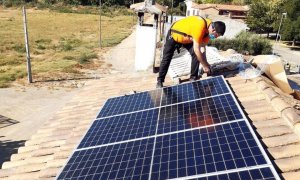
[57,76,280,180]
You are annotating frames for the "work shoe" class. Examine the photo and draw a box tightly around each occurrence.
[156,81,163,88]
[189,76,198,82]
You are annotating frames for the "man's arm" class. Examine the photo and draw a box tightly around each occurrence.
[192,39,210,73]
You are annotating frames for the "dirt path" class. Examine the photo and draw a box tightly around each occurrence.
[104,29,137,73]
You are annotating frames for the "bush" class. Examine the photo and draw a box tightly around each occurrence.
[78,52,97,64]
[208,31,272,55]
[12,44,26,53]
[57,38,82,51]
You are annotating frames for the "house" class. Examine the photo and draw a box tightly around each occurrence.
[185,0,249,19]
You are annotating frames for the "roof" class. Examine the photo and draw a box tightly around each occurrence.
[0,71,299,179]
[191,2,249,12]
[130,2,168,14]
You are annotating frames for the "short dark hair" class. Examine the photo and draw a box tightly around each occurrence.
[213,21,226,36]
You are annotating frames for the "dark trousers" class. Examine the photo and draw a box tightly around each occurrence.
[157,31,200,83]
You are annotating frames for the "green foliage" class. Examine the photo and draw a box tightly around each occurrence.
[78,52,97,64]
[284,0,300,21]
[208,31,272,55]
[281,0,300,42]
[282,17,300,42]
[0,57,24,66]
[12,44,26,53]
[246,0,285,35]
[0,69,27,87]
[246,0,269,33]
[63,56,76,60]
[35,39,52,44]
[62,66,80,73]
[57,38,82,51]
[2,0,24,7]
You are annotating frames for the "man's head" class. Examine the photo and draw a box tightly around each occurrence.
[208,21,226,39]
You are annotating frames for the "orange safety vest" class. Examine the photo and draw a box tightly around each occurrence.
[171,16,211,44]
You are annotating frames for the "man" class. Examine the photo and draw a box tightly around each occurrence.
[156,16,226,88]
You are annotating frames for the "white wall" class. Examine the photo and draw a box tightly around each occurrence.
[135,26,157,71]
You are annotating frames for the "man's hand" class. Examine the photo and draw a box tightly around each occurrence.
[203,65,211,74]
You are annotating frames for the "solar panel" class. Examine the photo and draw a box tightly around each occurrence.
[151,121,267,179]
[161,76,229,106]
[57,76,280,180]
[97,89,162,118]
[157,94,243,135]
[193,167,277,180]
[78,109,159,149]
[57,138,154,180]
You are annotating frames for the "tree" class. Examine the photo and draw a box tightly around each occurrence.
[281,0,300,45]
[246,0,269,34]
[246,0,283,37]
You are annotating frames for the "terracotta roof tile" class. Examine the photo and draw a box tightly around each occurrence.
[38,167,61,178]
[45,159,66,168]
[25,135,69,146]
[271,97,291,112]
[53,150,72,160]
[7,163,46,174]
[282,171,300,180]
[31,147,59,157]
[3,171,40,180]
[240,99,269,109]
[269,143,300,159]
[39,140,66,149]
[256,126,293,138]
[275,156,300,172]
[2,155,52,169]
[244,105,274,115]
[191,3,249,12]
[0,168,15,178]
[18,145,39,153]
[262,133,300,148]
[10,151,33,161]
[238,93,266,102]
[248,112,281,121]
[263,87,280,100]
[282,108,300,126]
[252,118,286,129]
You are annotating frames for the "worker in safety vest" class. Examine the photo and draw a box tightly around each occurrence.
[156,16,226,88]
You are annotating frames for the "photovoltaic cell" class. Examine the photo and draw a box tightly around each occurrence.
[97,89,162,118]
[57,138,154,180]
[157,94,243,134]
[151,121,266,180]
[79,109,159,149]
[161,76,229,106]
[193,167,276,180]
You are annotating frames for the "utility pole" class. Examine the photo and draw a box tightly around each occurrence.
[99,0,102,48]
[273,12,287,55]
[275,12,287,43]
[171,0,174,23]
[132,0,135,26]
[22,6,32,83]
